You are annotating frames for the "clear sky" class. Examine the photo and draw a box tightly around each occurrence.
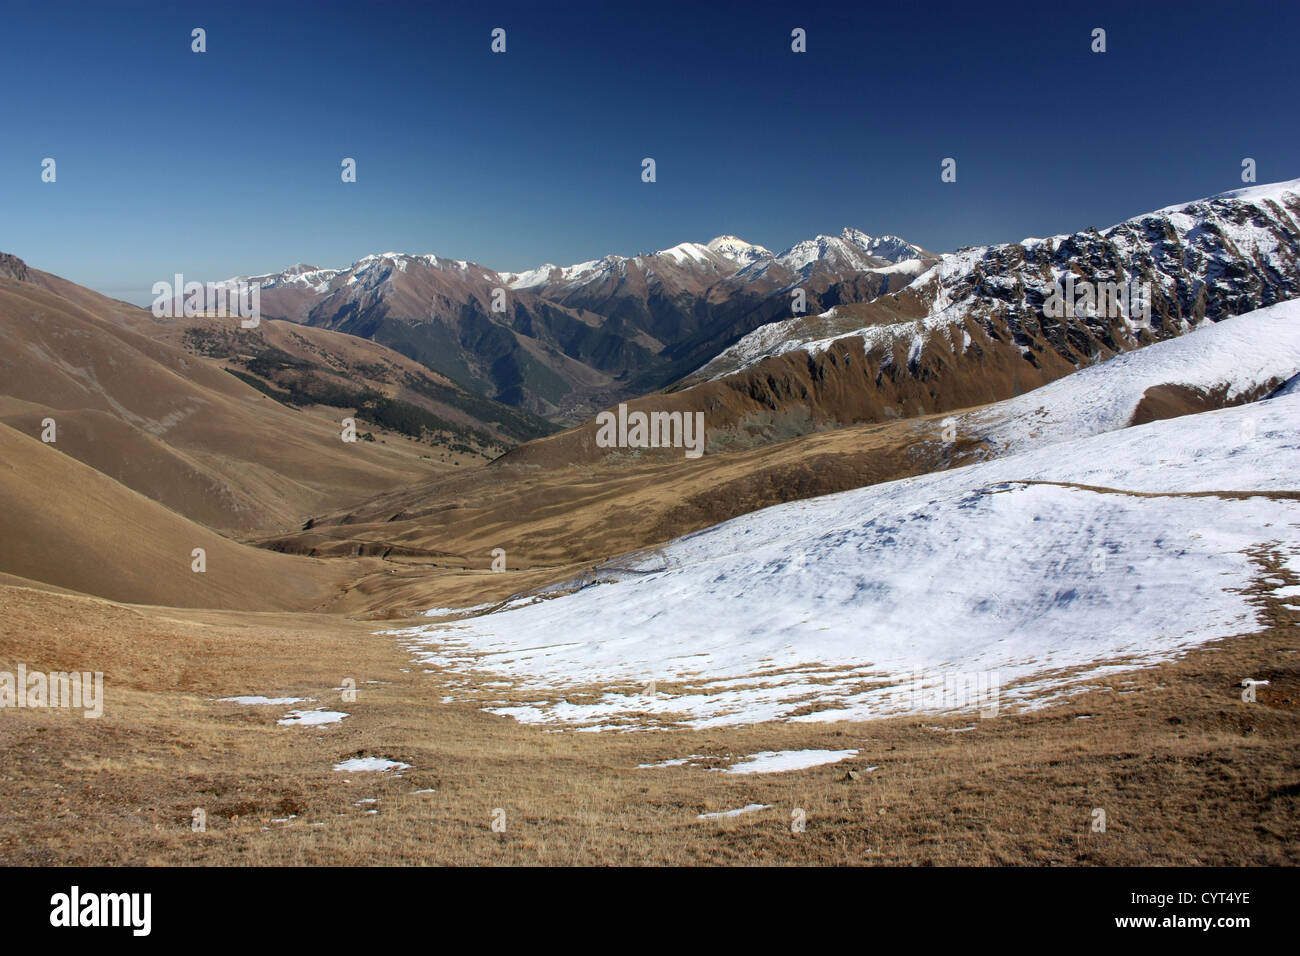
[2,0,1297,305]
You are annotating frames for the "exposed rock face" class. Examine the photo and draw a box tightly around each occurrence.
[0,253,31,283]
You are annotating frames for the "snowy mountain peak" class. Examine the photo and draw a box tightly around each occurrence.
[652,241,719,267]
[838,228,929,263]
[232,224,938,297]
[839,227,875,247]
[706,235,773,267]
[776,234,881,274]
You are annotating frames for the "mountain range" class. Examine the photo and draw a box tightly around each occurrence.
[221,229,938,422]
[504,178,1300,465]
[223,180,1300,451]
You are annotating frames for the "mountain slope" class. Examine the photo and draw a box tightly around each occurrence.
[169,316,556,455]
[948,297,1300,461]
[0,423,347,610]
[396,388,1300,730]
[695,178,1300,381]
[0,265,450,533]
[258,299,1300,620]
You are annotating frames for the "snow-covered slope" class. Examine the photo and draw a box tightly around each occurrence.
[952,297,1300,459]
[397,383,1300,730]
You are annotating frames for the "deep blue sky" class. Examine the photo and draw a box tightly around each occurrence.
[2,0,1297,305]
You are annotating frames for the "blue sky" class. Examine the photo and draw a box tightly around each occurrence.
[1,0,1297,305]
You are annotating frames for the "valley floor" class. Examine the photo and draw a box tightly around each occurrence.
[2,562,1297,866]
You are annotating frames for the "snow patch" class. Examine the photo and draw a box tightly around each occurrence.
[697,804,771,820]
[278,709,349,727]
[333,758,410,773]
[722,749,859,774]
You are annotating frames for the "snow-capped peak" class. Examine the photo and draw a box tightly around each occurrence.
[221,224,938,298]
[500,263,559,289]
[838,227,875,248]
[282,262,322,275]
[776,234,880,274]
[839,229,927,263]
[706,235,773,267]
[652,241,718,267]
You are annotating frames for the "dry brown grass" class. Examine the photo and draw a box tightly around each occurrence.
[2,556,1296,866]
